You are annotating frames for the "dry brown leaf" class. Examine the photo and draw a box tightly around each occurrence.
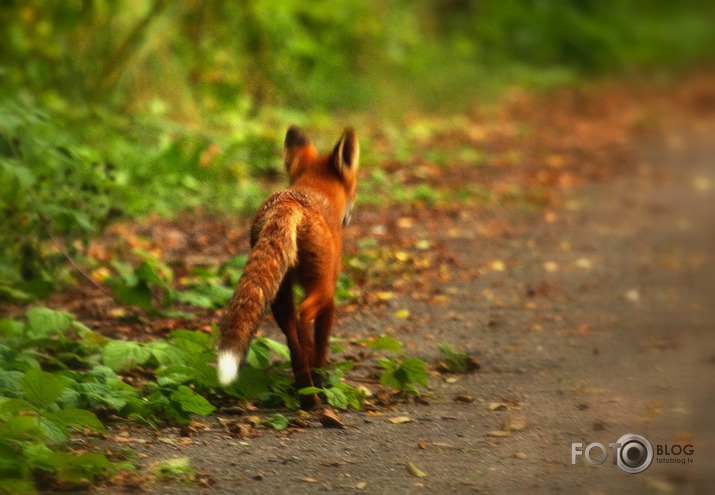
[318,408,345,429]
[502,415,528,432]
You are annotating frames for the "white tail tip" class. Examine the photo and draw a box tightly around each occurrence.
[217,351,241,386]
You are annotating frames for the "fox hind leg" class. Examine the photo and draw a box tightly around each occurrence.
[271,277,319,408]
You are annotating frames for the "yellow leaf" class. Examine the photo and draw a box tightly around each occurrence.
[406,462,428,477]
[376,291,395,301]
[543,261,559,272]
[389,416,413,424]
[491,260,506,272]
[395,309,411,320]
[487,430,510,437]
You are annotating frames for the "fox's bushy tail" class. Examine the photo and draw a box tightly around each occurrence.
[217,203,303,385]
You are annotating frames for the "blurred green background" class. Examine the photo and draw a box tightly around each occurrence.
[1,0,714,298]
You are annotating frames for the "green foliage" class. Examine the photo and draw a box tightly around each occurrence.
[377,356,430,396]
[437,343,480,373]
[150,456,194,483]
[361,335,404,354]
[299,362,364,410]
[265,413,290,431]
[3,1,713,114]
[3,1,712,301]
[0,100,117,301]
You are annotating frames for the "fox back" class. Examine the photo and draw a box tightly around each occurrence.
[217,126,359,408]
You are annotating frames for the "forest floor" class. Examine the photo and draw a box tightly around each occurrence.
[35,75,715,494]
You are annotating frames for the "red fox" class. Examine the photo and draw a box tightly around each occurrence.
[217,126,359,408]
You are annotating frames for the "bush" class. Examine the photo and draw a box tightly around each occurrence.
[0,100,117,300]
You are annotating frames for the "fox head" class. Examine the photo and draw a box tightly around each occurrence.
[283,126,360,226]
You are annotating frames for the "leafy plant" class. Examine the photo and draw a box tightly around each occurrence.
[299,362,364,410]
[437,343,480,373]
[0,100,117,301]
[378,357,430,396]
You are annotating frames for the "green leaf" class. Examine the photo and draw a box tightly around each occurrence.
[168,329,212,351]
[20,369,65,409]
[145,341,186,367]
[46,408,106,434]
[111,281,153,310]
[169,385,215,416]
[150,456,192,478]
[438,343,479,372]
[136,260,172,289]
[323,388,349,409]
[397,357,429,387]
[259,337,290,361]
[0,398,37,416]
[365,335,404,354]
[38,416,69,444]
[25,307,73,339]
[0,415,43,441]
[102,341,152,372]
[0,370,24,395]
[297,387,322,395]
[0,479,36,494]
[266,413,289,431]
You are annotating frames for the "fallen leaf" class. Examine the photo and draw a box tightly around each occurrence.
[395,309,411,319]
[318,409,345,429]
[575,257,593,270]
[514,451,527,459]
[406,462,428,477]
[487,430,511,437]
[418,439,429,449]
[301,477,319,483]
[357,385,373,397]
[502,415,528,432]
[488,402,508,411]
[491,260,506,272]
[356,481,367,490]
[645,478,675,493]
[389,416,413,424]
[242,415,262,427]
[395,251,409,262]
[376,291,395,301]
[543,261,559,273]
[693,176,711,192]
[625,289,640,302]
[454,394,474,403]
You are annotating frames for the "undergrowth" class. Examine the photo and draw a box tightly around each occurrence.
[0,306,474,492]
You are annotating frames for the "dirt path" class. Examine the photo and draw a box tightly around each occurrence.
[116,121,715,495]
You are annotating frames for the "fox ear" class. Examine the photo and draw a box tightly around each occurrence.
[332,127,359,175]
[284,126,310,172]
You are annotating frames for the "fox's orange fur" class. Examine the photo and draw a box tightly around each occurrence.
[217,126,359,408]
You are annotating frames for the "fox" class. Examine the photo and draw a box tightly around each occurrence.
[216,125,359,408]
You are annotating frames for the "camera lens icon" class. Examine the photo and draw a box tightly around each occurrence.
[615,434,653,474]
